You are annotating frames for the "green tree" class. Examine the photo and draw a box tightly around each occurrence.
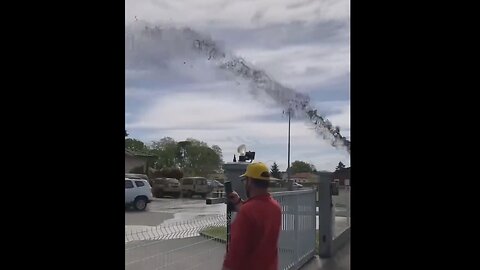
[148,137,223,176]
[183,141,222,176]
[154,167,184,180]
[150,137,179,168]
[125,138,148,154]
[270,162,281,179]
[291,160,315,174]
[211,145,223,161]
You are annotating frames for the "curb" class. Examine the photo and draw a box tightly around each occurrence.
[199,232,227,244]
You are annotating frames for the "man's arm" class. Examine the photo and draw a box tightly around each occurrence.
[233,199,244,212]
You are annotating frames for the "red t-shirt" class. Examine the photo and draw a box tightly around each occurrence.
[223,193,282,270]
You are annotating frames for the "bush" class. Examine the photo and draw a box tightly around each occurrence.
[150,167,184,180]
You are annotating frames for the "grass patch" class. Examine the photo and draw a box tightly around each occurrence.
[199,226,227,242]
[200,226,320,253]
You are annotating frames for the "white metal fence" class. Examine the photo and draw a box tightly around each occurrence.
[125,189,317,270]
[273,189,317,270]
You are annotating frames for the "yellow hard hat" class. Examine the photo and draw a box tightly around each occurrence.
[240,162,274,181]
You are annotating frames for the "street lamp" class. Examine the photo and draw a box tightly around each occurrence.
[236,144,255,163]
[285,107,293,191]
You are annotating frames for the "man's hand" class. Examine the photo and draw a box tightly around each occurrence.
[227,191,243,211]
[227,191,241,204]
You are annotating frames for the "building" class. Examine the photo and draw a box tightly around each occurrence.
[125,149,156,174]
[316,170,333,183]
[291,172,318,183]
[332,167,351,186]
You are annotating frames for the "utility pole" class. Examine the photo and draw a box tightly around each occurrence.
[287,109,293,191]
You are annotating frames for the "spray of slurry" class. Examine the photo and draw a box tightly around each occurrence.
[126,22,350,154]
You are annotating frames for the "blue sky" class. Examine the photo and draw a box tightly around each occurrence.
[125,0,350,171]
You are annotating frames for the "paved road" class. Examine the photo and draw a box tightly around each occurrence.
[126,198,227,270]
[300,242,350,270]
[126,236,225,270]
[126,198,226,242]
[126,198,225,225]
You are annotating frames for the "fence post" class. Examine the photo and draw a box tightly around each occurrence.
[317,176,333,258]
[222,162,249,253]
[345,180,350,226]
[294,193,299,265]
[226,199,232,252]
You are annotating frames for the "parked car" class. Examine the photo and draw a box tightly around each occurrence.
[269,179,283,188]
[207,179,224,189]
[207,179,224,196]
[293,182,304,189]
[125,173,150,184]
[151,178,181,198]
[180,177,210,198]
[125,178,153,211]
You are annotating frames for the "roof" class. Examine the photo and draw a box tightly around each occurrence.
[291,172,317,179]
[125,149,157,158]
[332,167,350,178]
[125,173,149,180]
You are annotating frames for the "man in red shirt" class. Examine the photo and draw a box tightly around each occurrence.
[222,162,282,270]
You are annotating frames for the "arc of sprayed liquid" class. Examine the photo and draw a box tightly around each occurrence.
[191,33,350,154]
[131,26,350,154]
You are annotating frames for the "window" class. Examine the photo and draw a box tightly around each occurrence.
[125,180,134,189]
[182,178,193,185]
[194,178,205,185]
[135,181,145,187]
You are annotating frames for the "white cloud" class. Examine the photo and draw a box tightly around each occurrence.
[235,43,349,91]
[127,91,279,130]
[125,0,349,29]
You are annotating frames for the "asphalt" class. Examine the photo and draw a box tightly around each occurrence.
[125,237,225,270]
[299,242,350,270]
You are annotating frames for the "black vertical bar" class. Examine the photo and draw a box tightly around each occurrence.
[225,181,233,252]
[226,203,232,252]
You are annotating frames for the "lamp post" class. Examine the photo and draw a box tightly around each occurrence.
[287,108,293,191]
